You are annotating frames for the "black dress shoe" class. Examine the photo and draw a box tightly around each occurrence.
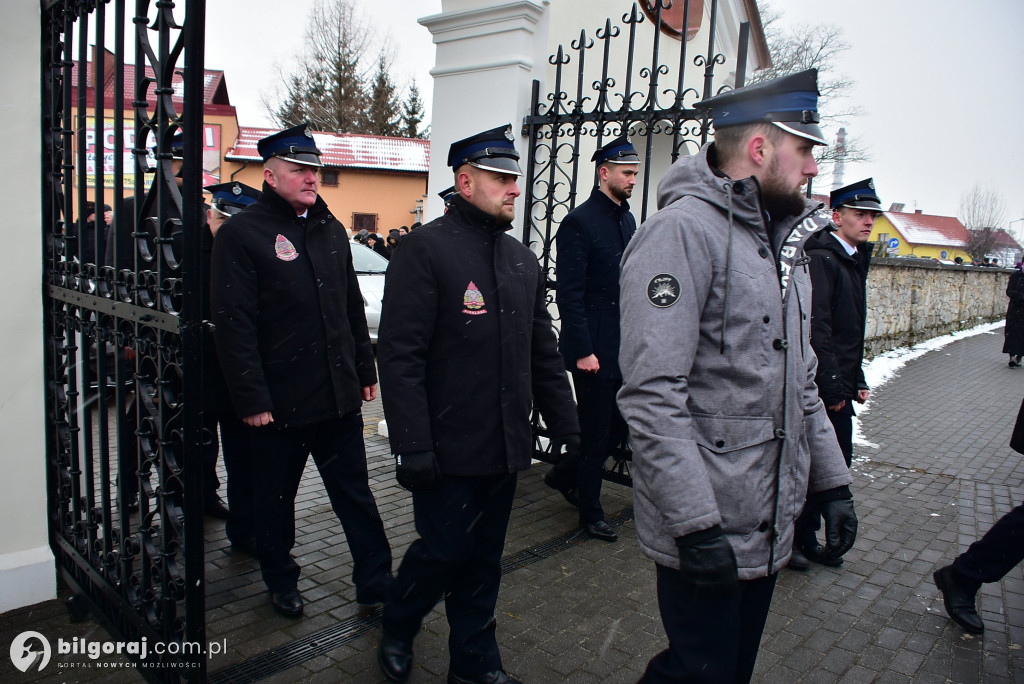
[270,589,303,618]
[786,547,810,571]
[934,565,984,634]
[378,634,413,682]
[544,470,579,508]
[582,519,618,542]
[204,496,231,520]
[802,542,843,567]
[448,669,522,684]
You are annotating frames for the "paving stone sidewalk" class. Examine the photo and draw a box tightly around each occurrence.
[3,326,1023,683]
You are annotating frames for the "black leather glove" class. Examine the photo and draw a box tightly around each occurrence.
[551,434,581,461]
[395,451,441,492]
[675,525,738,596]
[808,486,857,561]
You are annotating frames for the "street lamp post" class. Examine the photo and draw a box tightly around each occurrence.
[1010,217,1024,243]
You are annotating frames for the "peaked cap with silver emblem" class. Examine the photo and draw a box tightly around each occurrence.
[257,123,324,168]
[695,68,827,146]
[205,181,261,216]
[447,124,522,176]
[830,178,883,212]
[592,135,641,165]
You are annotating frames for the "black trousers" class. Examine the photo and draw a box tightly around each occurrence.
[640,565,777,684]
[382,473,517,677]
[827,401,855,468]
[952,502,1024,592]
[549,372,628,524]
[216,413,256,544]
[247,412,392,596]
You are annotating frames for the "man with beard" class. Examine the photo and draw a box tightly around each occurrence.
[790,179,880,571]
[617,69,858,682]
[375,124,579,684]
[546,135,639,542]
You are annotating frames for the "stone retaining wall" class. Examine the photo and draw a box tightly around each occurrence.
[865,258,1010,358]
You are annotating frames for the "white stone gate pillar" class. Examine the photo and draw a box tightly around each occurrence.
[419,0,550,225]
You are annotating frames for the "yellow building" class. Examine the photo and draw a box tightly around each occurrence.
[226,128,429,235]
[869,210,971,262]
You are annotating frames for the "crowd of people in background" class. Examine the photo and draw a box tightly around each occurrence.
[352,223,420,259]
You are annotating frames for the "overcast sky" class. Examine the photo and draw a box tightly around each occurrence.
[205,0,1024,230]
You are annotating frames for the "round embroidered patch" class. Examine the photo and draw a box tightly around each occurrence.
[647,274,680,308]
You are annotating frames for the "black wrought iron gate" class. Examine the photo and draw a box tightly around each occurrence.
[42,1,208,680]
[524,0,752,486]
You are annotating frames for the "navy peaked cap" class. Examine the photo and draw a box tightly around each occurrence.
[831,178,882,212]
[257,123,323,167]
[447,124,522,176]
[592,135,641,165]
[205,181,261,216]
[695,68,827,145]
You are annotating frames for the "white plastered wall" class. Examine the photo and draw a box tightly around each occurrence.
[0,0,57,613]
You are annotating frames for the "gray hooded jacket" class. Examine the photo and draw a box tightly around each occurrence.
[617,144,852,579]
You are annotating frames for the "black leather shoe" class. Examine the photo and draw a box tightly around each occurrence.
[378,634,413,682]
[934,565,984,634]
[582,519,618,542]
[802,542,843,567]
[270,589,303,618]
[786,547,810,571]
[544,470,579,508]
[448,669,522,684]
[205,496,231,520]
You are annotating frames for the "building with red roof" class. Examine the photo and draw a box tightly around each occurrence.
[67,47,429,236]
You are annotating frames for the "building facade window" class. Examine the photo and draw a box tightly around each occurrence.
[352,213,377,233]
[322,170,339,186]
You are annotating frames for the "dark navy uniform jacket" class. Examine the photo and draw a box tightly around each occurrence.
[555,187,636,379]
[210,184,376,427]
[377,194,579,476]
[805,228,873,406]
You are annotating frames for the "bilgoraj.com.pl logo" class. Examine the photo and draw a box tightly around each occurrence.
[9,630,227,673]
[9,631,51,673]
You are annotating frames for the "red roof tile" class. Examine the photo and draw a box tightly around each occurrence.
[226,126,429,173]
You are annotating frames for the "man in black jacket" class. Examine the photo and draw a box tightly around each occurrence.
[547,135,639,542]
[792,178,879,570]
[211,124,392,618]
[375,125,580,684]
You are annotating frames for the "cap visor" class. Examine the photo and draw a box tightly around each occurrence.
[276,152,324,168]
[604,155,641,165]
[773,121,828,146]
[469,157,523,176]
[840,200,884,212]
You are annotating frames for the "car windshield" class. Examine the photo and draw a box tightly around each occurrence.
[351,242,389,274]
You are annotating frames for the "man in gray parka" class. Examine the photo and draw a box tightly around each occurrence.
[618,69,858,683]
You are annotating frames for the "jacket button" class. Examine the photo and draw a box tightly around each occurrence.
[772,338,789,350]
[715,439,725,448]
[758,521,770,533]
[758,247,769,258]
[763,315,770,324]
[733,181,745,193]
[774,428,786,439]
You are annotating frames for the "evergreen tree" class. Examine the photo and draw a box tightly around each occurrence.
[401,80,426,139]
[363,54,401,136]
[269,0,372,133]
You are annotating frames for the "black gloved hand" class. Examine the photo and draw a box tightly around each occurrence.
[395,451,441,492]
[808,486,857,561]
[675,525,738,596]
